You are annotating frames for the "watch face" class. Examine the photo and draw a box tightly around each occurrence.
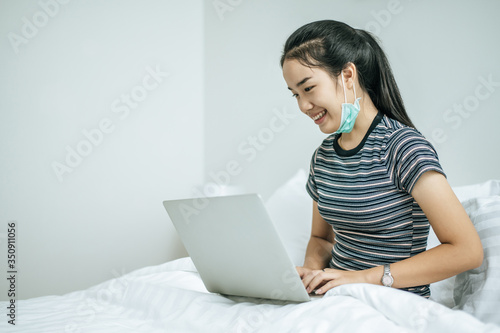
[382,275,393,286]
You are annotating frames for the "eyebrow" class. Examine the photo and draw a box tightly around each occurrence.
[287,77,311,90]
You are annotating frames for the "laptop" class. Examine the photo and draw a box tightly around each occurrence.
[163,193,312,302]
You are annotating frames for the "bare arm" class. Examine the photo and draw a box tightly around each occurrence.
[300,200,334,270]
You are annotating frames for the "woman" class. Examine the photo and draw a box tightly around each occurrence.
[280,20,483,297]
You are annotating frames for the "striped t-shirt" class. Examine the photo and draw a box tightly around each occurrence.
[306,111,445,297]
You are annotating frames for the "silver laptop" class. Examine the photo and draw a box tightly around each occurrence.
[163,193,311,302]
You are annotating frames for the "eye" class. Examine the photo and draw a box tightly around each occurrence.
[291,93,298,98]
[304,86,314,92]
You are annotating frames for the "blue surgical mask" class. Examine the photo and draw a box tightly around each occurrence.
[334,72,361,134]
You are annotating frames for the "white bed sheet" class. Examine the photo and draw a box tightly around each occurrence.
[2,257,499,333]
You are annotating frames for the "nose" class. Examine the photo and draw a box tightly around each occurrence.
[298,97,314,114]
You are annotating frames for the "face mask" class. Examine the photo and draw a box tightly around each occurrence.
[334,72,361,134]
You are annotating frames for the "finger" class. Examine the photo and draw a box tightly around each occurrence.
[306,271,326,292]
[301,272,314,291]
[309,269,339,293]
[296,266,310,279]
[314,279,339,295]
[296,266,309,277]
[301,271,316,292]
[304,270,325,293]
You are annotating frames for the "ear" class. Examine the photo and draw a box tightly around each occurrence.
[341,62,357,90]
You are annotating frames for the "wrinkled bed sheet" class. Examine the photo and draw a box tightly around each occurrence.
[2,257,499,333]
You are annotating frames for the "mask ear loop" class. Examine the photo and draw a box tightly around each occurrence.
[353,80,357,101]
[341,72,347,104]
[341,71,357,103]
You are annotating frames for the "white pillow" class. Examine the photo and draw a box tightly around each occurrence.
[453,194,500,326]
[265,169,311,266]
[430,179,500,308]
[452,179,500,202]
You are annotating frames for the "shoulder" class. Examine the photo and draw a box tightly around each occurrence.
[380,115,422,140]
[379,115,445,192]
[380,115,438,155]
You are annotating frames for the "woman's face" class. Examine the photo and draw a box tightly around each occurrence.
[282,59,344,134]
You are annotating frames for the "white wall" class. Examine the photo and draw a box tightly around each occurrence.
[204,0,500,198]
[0,0,203,300]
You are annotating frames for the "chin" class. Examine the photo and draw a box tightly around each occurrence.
[318,124,336,134]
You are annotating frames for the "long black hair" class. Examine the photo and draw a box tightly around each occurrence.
[280,20,415,128]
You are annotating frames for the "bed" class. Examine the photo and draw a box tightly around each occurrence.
[2,171,500,332]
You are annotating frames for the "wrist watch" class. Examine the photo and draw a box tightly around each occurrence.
[381,264,394,287]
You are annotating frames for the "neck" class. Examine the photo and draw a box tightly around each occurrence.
[339,92,379,149]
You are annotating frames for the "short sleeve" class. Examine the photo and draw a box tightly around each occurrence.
[391,129,446,194]
[306,149,320,202]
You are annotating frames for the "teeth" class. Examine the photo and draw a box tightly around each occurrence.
[312,110,326,121]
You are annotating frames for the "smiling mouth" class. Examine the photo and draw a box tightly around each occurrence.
[311,110,326,121]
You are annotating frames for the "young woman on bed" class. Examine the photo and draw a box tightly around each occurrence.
[281,20,483,298]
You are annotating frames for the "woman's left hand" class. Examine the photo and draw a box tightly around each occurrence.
[302,268,368,295]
